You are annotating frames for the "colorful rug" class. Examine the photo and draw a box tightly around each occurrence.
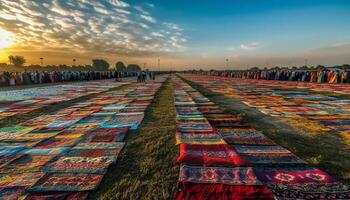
[176,144,247,166]
[46,156,114,174]
[178,165,261,185]
[29,173,104,192]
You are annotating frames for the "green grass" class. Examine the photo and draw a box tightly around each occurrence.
[0,84,132,128]
[92,78,178,200]
[181,76,350,186]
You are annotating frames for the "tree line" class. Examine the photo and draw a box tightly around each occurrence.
[1,55,142,72]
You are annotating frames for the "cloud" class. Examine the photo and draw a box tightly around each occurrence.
[145,3,155,8]
[140,14,156,23]
[134,5,149,15]
[227,47,236,51]
[151,32,164,37]
[240,42,259,50]
[0,0,187,58]
[163,22,183,31]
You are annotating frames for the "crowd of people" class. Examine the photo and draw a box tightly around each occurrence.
[137,71,156,82]
[0,71,129,86]
[198,69,350,84]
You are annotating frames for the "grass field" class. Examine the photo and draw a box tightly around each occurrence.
[92,78,179,200]
[182,76,350,185]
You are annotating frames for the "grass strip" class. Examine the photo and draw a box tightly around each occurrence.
[92,78,178,200]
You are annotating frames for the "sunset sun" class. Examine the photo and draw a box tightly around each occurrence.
[0,29,15,49]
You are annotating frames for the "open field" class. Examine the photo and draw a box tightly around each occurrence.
[0,74,349,199]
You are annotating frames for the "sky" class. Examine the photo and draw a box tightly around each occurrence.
[0,0,350,70]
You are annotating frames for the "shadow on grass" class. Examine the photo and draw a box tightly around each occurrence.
[182,76,350,186]
[92,78,178,200]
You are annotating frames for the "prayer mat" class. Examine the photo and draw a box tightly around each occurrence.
[0,139,41,148]
[176,132,226,145]
[0,126,33,140]
[100,122,136,129]
[176,115,204,119]
[83,128,127,142]
[16,133,58,140]
[79,116,113,123]
[46,156,115,174]
[0,154,55,173]
[179,165,261,185]
[22,191,89,200]
[0,146,26,157]
[30,127,65,133]
[254,167,350,199]
[65,148,120,158]
[174,182,275,200]
[254,166,337,185]
[24,147,69,156]
[208,120,241,127]
[67,124,99,131]
[176,144,248,166]
[233,145,292,155]
[54,133,84,139]
[244,155,307,166]
[0,172,45,188]
[0,186,26,199]
[0,153,23,168]
[219,130,276,145]
[29,173,103,192]
[177,122,213,132]
[34,138,80,148]
[46,121,78,128]
[73,142,124,149]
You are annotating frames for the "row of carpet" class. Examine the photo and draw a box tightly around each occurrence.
[0,78,165,199]
[172,76,350,199]
[182,74,350,137]
[0,80,128,120]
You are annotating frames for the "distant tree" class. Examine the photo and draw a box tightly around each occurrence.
[299,66,308,70]
[249,66,260,71]
[8,55,26,67]
[342,64,350,70]
[92,59,110,71]
[126,64,141,72]
[316,65,325,70]
[115,61,126,72]
[0,63,8,68]
[291,66,298,70]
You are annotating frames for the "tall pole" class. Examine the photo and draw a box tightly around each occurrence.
[158,58,160,72]
[73,59,76,66]
[226,58,228,69]
[40,57,43,66]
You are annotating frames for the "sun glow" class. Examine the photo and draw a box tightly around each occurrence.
[0,29,15,49]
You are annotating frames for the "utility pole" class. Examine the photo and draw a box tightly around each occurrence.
[40,57,43,66]
[158,58,160,72]
[226,58,228,69]
[305,59,308,67]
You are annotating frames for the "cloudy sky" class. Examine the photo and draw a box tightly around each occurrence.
[0,0,350,70]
